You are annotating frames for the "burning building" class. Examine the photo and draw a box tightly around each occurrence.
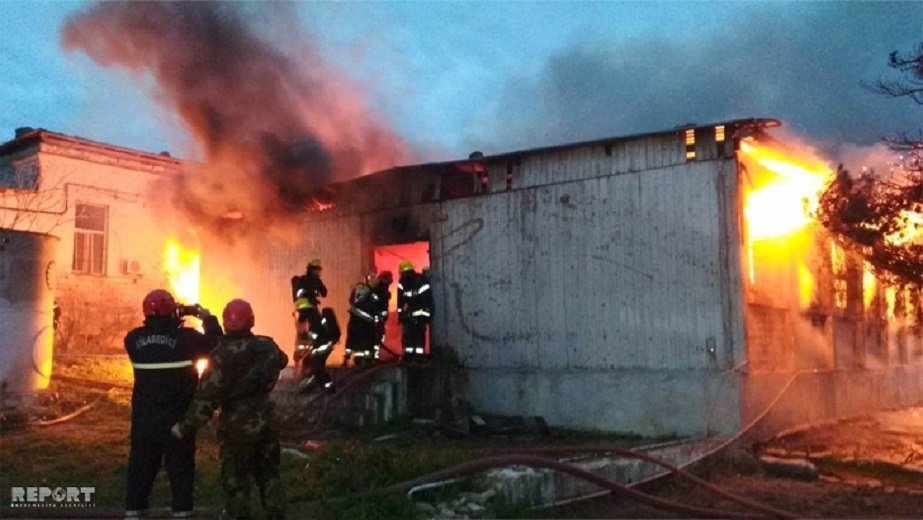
[233,117,923,438]
[2,118,920,438]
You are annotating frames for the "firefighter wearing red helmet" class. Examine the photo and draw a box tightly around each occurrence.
[123,289,221,518]
[173,299,288,520]
[397,260,434,361]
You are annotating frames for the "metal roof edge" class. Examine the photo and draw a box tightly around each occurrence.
[373,117,780,177]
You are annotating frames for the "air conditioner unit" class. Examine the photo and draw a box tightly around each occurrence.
[122,258,143,276]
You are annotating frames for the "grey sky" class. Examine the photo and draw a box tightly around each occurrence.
[0,1,919,163]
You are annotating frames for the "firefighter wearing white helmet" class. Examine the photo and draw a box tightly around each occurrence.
[396,260,433,361]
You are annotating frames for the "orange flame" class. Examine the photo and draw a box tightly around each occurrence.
[741,138,834,240]
[885,207,923,246]
[164,237,201,305]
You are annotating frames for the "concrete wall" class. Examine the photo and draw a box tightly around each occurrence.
[430,134,744,435]
[742,366,923,440]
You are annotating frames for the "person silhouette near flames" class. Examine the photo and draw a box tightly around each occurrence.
[344,272,388,365]
[123,289,221,519]
[290,258,340,393]
[172,299,288,520]
[397,260,433,362]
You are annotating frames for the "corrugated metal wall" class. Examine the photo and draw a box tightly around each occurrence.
[432,138,738,372]
[272,130,746,434]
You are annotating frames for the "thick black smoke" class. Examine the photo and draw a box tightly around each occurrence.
[62,2,410,233]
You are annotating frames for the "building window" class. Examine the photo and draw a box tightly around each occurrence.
[72,204,108,275]
[685,129,696,160]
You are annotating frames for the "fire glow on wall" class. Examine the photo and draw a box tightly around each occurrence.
[739,136,834,309]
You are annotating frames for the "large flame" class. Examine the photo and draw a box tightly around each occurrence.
[163,237,210,376]
[164,237,201,306]
[741,138,834,240]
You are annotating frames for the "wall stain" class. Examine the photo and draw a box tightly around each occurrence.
[448,280,535,343]
[436,218,484,259]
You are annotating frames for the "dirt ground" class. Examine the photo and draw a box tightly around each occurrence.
[549,408,923,518]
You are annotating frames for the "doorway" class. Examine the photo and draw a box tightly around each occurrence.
[373,241,430,359]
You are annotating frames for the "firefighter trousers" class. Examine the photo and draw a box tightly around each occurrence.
[125,434,196,514]
[401,319,429,360]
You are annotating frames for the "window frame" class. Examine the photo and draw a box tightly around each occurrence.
[72,203,108,276]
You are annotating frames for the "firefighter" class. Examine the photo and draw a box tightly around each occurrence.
[375,270,394,357]
[123,289,222,519]
[296,307,340,394]
[345,272,385,365]
[290,258,326,377]
[172,299,288,520]
[397,260,433,361]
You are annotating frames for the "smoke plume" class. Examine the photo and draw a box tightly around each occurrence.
[464,2,922,156]
[61,2,411,233]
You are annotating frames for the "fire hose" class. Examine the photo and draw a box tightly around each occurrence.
[279,363,796,517]
[287,450,791,519]
[281,365,807,518]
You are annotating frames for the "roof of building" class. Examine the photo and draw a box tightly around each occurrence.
[0,128,186,171]
[389,117,780,172]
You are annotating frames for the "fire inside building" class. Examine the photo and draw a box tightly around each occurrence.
[1,118,921,440]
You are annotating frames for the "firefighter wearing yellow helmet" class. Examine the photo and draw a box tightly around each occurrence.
[396,260,433,361]
[290,258,339,394]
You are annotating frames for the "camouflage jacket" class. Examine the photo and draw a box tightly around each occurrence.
[179,332,288,442]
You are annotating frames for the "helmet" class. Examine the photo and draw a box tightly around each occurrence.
[143,289,177,317]
[223,299,255,333]
[354,284,372,301]
[398,260,414,273]
[307,258,322,270]
[365,271,380,288]
[378,270,393,285]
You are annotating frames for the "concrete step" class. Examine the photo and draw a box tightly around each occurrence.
[273,365,406,430]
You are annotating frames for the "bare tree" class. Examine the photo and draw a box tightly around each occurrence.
[870,42,923,172]
[818,43,922,288]
[0,159,70,234]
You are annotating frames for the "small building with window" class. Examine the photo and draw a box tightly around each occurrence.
[0,128,186,353]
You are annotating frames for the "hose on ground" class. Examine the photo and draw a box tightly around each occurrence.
[510,445,795,518]
[293,452,780,519]
[31,396,102,427]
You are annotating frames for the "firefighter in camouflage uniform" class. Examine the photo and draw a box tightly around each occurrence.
[172,299,289,520]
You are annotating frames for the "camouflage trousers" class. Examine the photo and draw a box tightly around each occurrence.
[218,435,285,519]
